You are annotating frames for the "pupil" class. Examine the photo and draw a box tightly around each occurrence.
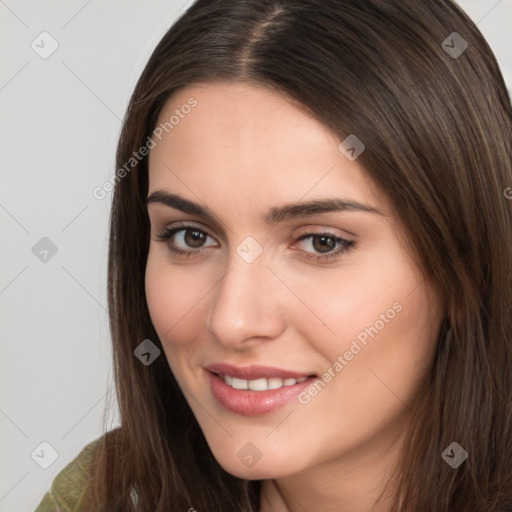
[313,235,335,253]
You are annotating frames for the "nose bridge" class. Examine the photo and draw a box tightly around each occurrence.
[206,248,285,346]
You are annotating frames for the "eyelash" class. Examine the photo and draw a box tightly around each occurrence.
[155,224,356,263]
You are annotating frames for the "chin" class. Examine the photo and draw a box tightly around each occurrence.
[217,458,290,481]
[208,442,303,481]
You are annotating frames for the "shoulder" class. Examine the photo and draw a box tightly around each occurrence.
[34,433,106,512]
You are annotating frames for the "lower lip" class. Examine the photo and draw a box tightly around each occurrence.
[207,370,316,416]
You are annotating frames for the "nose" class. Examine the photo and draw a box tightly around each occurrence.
[206,249,287,349]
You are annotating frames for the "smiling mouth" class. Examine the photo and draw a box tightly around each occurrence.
[206,369,318,415]
[213,372,315,391]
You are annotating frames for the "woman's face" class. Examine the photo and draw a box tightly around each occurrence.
[145,81,443,480]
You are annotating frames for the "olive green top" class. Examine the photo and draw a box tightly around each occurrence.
[34,436,102,512]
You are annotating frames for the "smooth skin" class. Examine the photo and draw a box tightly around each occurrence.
[145,81,444,512]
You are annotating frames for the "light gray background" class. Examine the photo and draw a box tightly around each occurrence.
[1,1,511,511]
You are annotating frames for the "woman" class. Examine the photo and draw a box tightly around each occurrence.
[35,0,512,510]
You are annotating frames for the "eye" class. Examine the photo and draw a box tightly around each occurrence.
[292,232,355,263]
[154,225,356,263]
[155,225,217,257]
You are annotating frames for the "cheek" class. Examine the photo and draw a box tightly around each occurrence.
[144,250,210,345]
[359,282,440,398]
[293,243,440,400]
[288,246,418,352]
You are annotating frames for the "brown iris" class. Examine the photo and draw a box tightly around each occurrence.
[184,229,207,248]
[311,234,336,253]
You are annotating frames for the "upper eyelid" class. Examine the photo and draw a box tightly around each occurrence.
[158,224,354,249]
[161,222,217,239]
[153,218,355,237]
[157,223,351,238]
[148,206,362,238]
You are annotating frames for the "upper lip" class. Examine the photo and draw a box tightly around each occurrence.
[205,363,316,380]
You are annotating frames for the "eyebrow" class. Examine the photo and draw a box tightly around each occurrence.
[146,190,383,224]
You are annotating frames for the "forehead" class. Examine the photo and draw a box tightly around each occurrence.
[148,81,387,219]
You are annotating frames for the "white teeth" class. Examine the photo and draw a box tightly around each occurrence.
[268,377,283,390]
[220,374,309,391]
[231,377,248,390]
[248,378,267,391]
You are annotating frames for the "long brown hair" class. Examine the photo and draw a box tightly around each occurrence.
[82,1,512,510]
